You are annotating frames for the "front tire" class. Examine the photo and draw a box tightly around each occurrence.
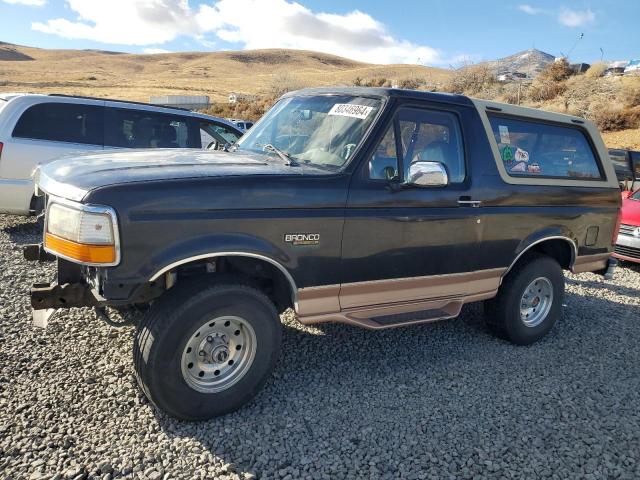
[484,254,564,345]
[133,280,282,420]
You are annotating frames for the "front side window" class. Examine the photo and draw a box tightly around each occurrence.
[199,121,241,148]
[488,115,602,180]
[235,95,381,169]
[104,108,195,149]
[368,108,465,183]
[13,102,104,145]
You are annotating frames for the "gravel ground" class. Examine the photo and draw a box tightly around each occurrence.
[1,214,640,480]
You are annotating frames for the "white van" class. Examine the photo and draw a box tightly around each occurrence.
[0,93,242,215]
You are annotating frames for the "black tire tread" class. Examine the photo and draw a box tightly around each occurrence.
[133,278,278,419]
[484,253,563,345]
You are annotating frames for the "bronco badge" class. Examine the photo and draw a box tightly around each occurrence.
[284,233,320,246]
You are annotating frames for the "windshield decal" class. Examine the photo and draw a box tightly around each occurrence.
[328,103,374,120]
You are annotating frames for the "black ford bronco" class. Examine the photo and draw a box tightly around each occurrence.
[27,88,621,420]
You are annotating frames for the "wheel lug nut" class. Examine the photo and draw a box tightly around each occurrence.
[198,350,206,356]
[206,336,213,342]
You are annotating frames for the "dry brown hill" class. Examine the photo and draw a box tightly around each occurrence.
[0,42,451,104]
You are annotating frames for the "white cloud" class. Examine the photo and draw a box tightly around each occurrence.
[557,8,595,27]
[142,47,171,54]
[30,0,453,65]
[2,0,46,6]
[517,4,541,15]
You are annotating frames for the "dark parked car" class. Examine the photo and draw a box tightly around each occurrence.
[609,148,640,188]
[26,87,621,420]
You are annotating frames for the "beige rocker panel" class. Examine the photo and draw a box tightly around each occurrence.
[571,253,611,274]
[296,267,506,330]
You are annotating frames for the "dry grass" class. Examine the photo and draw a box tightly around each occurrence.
[0,43,452,104]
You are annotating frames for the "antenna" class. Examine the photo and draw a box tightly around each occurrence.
[600,47,604,62]
[566,32,584,59]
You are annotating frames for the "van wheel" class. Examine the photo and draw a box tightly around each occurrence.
[484,254,564,345]
[133,280,282,420]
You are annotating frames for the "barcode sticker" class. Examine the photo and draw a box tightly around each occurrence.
[328,103,374,120]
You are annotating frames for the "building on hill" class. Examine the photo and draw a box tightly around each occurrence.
[228,92,257,104]
[624,60,640,75]
[149,95,210,110]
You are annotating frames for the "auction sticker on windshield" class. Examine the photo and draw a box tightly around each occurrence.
[328,103,374,120]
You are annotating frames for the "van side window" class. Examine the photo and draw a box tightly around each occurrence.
[104,108,196,148]
[488,115,603,179]
[13,102,104,146]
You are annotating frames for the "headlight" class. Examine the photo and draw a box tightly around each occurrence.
[44,200,119,266]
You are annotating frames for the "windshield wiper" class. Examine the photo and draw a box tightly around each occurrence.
[258,143,299,166]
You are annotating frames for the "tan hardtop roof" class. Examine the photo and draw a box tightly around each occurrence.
[471,98,590,125]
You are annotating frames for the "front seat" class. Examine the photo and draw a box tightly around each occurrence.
[157,124,179,148]
[412,140,462,182]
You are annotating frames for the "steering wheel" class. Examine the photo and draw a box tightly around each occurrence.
[207,140,219,150]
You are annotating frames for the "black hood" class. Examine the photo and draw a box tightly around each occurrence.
[36,149,326,201]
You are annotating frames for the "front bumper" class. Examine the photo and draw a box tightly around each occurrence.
[30,281,101,310]
[613,233,640,263]
[25,243,103,328]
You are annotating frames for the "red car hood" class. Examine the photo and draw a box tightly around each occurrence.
[621,195,640,226]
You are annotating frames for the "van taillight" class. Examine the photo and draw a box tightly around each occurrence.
[0,142,3,159]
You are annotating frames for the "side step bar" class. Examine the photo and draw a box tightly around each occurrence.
[298,297,466,330]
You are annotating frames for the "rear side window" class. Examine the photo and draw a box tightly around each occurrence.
[104,108,198,149]
[488,115,602,180]
[13,102,104,145]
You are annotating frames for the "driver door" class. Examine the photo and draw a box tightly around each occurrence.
[341,105,485,309]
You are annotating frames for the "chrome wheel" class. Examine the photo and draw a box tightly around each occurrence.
[181,316,257,393]
[520,277,553,328]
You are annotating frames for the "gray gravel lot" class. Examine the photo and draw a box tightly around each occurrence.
[1,213,640,480]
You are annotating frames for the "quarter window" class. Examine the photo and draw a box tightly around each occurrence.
[488,115,602,179]
[13,102,104,145]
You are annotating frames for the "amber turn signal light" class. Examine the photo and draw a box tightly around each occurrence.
[44,232,116,264]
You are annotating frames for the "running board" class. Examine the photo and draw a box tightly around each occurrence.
[297,297,464,330]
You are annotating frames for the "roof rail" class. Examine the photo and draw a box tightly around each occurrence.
[47,94,192,112]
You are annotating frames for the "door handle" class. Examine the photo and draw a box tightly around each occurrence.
[457,198,482,207]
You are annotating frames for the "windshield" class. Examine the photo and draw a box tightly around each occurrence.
[235,95,381,169]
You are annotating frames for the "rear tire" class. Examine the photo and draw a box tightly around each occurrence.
[484,254,564,345]
[133,280,282,420]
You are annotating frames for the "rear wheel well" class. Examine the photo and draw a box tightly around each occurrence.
[512,238,574,272]
[163,255,295,313]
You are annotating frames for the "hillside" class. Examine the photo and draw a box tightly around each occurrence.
[477,48,555,77]
[0,42,452,104]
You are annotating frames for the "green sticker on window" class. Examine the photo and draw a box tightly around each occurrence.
[502,146,514,162]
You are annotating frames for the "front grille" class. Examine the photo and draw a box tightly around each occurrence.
[615,244,640,259]
[619,223,639,236]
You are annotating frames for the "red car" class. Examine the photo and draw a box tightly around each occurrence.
[614,189,640,263]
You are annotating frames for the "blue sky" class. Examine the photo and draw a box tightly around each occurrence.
[1,0,638,65]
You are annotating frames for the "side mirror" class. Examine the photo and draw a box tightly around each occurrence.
[406,161,449,187]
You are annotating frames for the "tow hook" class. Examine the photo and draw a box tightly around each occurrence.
[94,307,136,328]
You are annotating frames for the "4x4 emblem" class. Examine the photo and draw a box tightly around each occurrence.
[284,233,320,246]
